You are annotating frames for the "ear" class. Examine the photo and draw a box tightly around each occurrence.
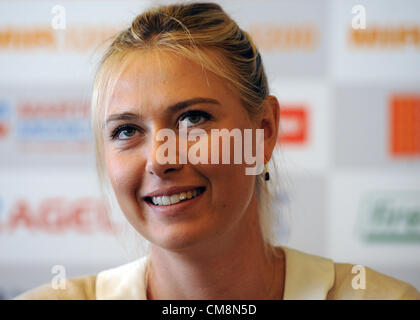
[258,95,280,162]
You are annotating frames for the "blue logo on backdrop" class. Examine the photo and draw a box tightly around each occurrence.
[0,100,12,119]
[16,119,91,141]
[0,99,12,138]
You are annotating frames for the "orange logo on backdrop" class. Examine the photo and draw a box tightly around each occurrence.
[248,23,319,52]
[1,23,320,52]
[350,25,420,48]
[277,106,308,145]
[390,95,420,156]
[0,26,119,51]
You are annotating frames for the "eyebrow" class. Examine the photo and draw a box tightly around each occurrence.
[105,97,221,126]
[105,112,140,126]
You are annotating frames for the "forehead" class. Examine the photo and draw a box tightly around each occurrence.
[106,49,237,116]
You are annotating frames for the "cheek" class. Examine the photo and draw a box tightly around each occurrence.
[196,128,256,210]
[105,151,143,201]
[200,161,256,213]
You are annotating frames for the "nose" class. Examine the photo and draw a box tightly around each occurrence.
[146,161,183,177]
[145,129,184,177]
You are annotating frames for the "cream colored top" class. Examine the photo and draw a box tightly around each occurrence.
[14,246,420,300]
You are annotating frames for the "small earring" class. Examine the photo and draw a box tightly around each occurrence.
[264,163,270,181]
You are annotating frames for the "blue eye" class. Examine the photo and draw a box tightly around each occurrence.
[111,124,140,140]
[178,110,211,127]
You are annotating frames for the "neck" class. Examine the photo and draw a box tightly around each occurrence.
[146,202,285,300]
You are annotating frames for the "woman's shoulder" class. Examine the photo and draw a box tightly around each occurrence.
[13,256,149,300]
[13,248,420,300]
[279,246,420,300]
[327,262,420,300]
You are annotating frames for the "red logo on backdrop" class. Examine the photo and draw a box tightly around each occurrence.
[0,197,118,234]
[277,106,308,145]
[0,123,8,138]
[17,100,89,118]
[390,95,420,156]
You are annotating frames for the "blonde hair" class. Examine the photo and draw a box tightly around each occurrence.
[91,2,287,259]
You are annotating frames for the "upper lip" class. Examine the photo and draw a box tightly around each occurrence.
[143,185,204,198]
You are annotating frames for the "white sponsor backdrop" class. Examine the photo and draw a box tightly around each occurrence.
[0,0,419,298]
[329,171,420,287]
[331,0,420,83]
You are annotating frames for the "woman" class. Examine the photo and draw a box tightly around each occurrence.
[15,2,419,300]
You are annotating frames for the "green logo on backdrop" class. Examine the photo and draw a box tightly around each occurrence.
[356,191,420,243]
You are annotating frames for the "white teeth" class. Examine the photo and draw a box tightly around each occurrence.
[155,196,162,206]
[170,194,180,205]
[161,196,171,205]
[150,188,203,206]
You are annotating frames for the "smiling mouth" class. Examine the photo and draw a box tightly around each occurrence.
[144,187,206,206]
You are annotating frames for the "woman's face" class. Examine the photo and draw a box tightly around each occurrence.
[103,50,263,251]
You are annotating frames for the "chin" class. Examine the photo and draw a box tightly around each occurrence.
[148,224,216,253]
